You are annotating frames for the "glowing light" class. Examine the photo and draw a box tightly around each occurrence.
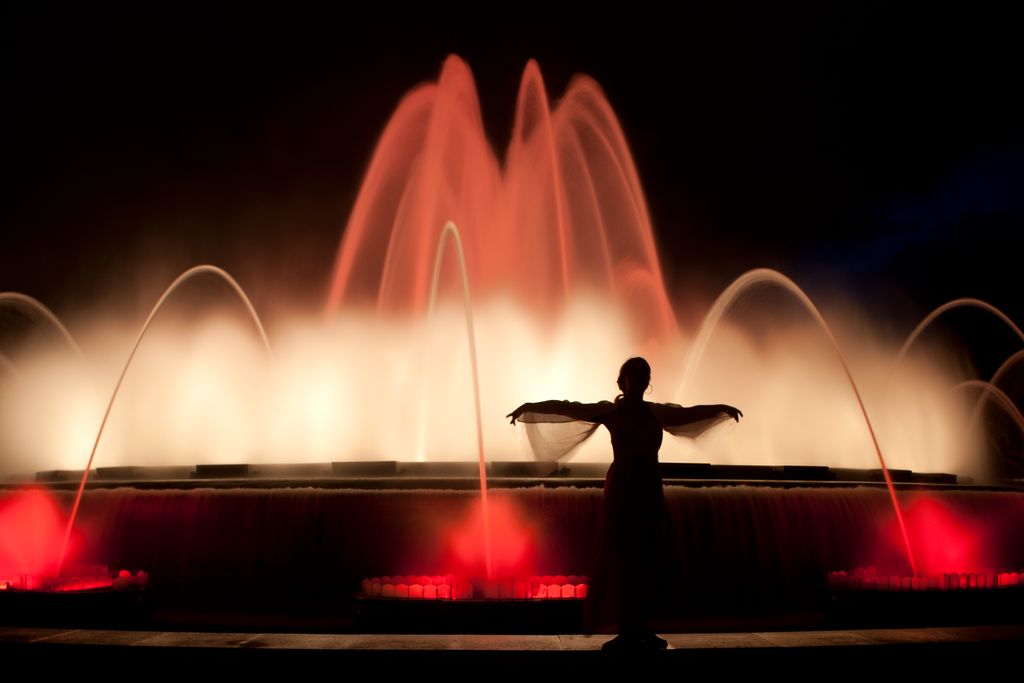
[361,572,587,600]
[445,496,536,581]
[895,495,982,576]
[0,489,74,580]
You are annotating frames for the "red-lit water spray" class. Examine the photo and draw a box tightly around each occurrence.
[323,55,676,344]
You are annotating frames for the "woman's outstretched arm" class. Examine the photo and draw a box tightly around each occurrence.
[650,402,741,438]
[655,403,742,426]
[507,400,615,425]
[507,400,613,461]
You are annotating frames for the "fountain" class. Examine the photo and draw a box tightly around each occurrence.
[1,55,1022,630]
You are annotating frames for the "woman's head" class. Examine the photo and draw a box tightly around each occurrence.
[616,357,651,400]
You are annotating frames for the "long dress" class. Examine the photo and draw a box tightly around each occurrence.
[514,398,734,632]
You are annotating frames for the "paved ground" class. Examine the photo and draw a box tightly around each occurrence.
[2,624,1020,671]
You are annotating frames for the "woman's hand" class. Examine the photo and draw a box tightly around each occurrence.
[721,405,743,422]
[507,404,527,425]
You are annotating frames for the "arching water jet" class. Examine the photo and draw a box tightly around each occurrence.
[677,268,919,575]
[893,298,1024,374]
[57,265,273,573]
[0,292,83,358]
[418,221,492,579]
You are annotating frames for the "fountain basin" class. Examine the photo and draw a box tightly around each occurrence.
[2,473,1021,631]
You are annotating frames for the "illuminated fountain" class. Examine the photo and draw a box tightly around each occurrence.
[0,55,1022,624]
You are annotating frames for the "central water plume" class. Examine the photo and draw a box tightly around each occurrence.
[325,55,676,347]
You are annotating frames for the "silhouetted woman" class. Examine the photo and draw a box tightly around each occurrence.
[508,357,741,650]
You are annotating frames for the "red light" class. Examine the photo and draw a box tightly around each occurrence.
[444,497,536,581]
[0,489,78,579]
[887,495,984,575]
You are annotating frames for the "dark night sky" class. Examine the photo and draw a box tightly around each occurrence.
[3,4,1021,370]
